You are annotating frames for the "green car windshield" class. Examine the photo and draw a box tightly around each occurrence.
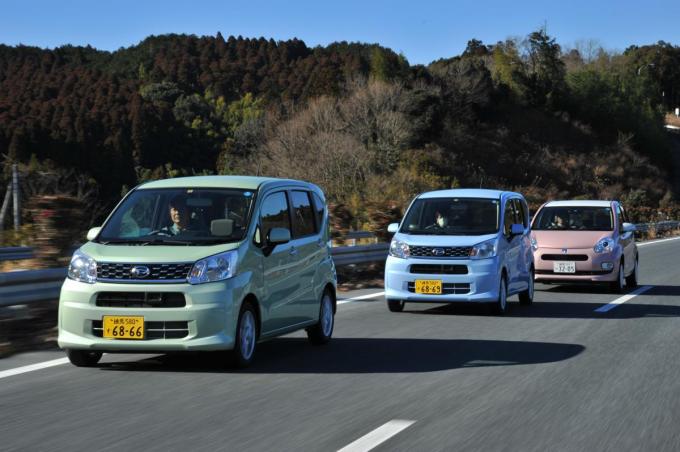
[97,188,256,245]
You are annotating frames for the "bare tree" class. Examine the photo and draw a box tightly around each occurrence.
[260,81,412,201]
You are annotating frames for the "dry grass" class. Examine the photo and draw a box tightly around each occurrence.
[1,259,34,272]
[638,225,680,241]
[0,258,56,272]
[336,262,385,292]
[666,113,680,128]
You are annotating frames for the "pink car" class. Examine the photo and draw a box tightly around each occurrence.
[531,200,638,293]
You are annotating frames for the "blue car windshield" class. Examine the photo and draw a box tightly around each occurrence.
[97,188,256,245]
[401,198,500,235]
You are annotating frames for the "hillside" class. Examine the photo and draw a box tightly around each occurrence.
[1,30,679,237]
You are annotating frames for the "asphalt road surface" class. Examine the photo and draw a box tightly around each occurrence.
[2,237,680,451]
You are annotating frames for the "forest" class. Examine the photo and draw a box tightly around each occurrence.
[1,29,680,243]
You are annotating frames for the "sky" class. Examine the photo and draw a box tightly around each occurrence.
[2,0,679,65]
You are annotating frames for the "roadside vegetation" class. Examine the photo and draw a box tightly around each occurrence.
[1,29,680,246]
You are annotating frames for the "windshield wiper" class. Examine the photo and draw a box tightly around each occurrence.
[100,237,237,246]
[143,238,194,246]
[98,239,149,245]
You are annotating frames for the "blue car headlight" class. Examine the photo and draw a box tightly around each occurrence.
[470,239,498,259]
[389,239,410,259]
[188,250,238,284]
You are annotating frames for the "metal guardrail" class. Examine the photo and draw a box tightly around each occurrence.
[0,230,381,262]
[2,222,679,307]
[633,221,680,234]
[2,222,677,262]
[331,243,389,266]
[0,268,67,307]
[0,246,33,261]
[0,244,389,307]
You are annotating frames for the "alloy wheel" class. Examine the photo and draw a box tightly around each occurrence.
[239,310,256,360]
[321,295,333,337]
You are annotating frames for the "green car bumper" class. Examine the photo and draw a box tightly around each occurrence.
[58,277,243,352]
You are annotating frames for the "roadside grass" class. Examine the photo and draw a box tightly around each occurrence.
[666,113,680,128]
[636,225,680,241]
[337,261,385,292]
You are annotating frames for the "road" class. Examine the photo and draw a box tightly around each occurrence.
[1,237,680,451]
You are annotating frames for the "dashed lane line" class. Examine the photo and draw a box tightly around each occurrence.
[594,285,653,313]
[337,419,416,452]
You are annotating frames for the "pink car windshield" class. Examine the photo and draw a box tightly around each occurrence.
[533,206,613,231]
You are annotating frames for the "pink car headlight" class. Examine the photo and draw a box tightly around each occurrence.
[593,237,614,254]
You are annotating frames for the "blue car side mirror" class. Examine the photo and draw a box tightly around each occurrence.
[510,223,524,236]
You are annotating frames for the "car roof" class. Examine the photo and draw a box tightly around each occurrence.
[138,175,310,191]
[545,200,614,208]
[418,188,518,199]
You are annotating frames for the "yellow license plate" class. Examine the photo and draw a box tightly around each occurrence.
[103,316,145,340]
[415,280,442,294]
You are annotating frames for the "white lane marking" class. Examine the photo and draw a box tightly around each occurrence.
[338,291,385,305]
[0,357,70,380]
[337,419,416,452]
[594,285,653,312]
[637,236,680,247]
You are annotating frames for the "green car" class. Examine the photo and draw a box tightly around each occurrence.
[58,176,337,368]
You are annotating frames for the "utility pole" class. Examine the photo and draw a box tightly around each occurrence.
[12,164,20,231]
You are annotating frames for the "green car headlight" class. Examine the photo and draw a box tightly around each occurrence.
[68,249,97,284]
[188,250,238,284]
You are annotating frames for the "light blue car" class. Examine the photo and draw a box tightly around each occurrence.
[384,189,534,314]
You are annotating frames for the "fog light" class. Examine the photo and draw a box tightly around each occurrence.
[601,262,614,270]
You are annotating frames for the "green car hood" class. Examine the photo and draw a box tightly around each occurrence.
[79,241,242,263]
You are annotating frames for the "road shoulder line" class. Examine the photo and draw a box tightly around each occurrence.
[594,285,653,313]
[637,236,680,247]
[0,357,69,380]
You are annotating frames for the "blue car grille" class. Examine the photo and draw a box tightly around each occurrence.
[409,246,472,258]
[409,264,468,274]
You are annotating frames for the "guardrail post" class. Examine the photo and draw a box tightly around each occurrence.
[0,182,11,231]
[12,164,20,231]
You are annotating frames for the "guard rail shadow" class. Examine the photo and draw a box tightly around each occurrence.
[0,243,390,307]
